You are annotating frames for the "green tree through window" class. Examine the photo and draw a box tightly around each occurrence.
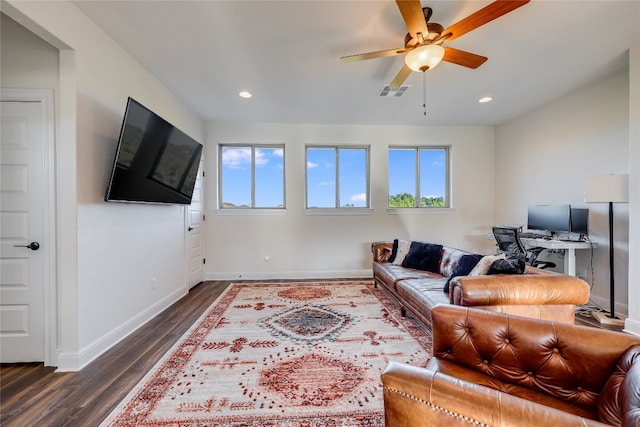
[388,147,449,208]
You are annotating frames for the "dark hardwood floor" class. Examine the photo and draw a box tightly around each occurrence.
[1,280,232,427]
[0,280,625,426]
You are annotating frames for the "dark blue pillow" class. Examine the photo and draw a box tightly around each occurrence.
[444,253,483,293]
[402,242,443,273]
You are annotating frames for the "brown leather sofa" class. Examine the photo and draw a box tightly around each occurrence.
[381,305,640,427]
[372,241,590,328]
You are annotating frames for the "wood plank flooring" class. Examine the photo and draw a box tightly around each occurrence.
[0,280,625,426]
[1,280,232,427]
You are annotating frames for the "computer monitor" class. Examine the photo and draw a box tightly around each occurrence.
[527,204,571,235]
[570,208,589,236]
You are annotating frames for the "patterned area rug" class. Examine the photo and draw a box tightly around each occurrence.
[100,280,432,426]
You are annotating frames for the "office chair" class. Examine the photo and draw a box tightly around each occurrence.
[492,225,556,270]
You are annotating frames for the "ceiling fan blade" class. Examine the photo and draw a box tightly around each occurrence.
[443,47,488,69]
[439,0,530,43]
[340,47,408,63]
[396,0,428,42]
[389,64,413,89]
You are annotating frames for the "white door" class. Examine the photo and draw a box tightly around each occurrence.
[0,99,47,362]
[186,155,205,289]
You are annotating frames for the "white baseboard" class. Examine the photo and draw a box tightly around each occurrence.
[55,287,187,372]
[588,294,629,317]
[206,269,373,281]
[623,317,640,337]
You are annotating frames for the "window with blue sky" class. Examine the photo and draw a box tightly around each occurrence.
[219,145,284,208]
[388,147,449,208]
[306,146,369,208]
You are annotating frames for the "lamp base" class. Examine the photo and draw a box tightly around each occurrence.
[592,311,626,327]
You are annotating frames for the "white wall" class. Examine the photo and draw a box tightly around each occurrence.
[495,68,631,315]
[1,13,59,89]
[3,1,205,370]
[5,1,637,371]
[205,123,496,280]
[626,43,640,336]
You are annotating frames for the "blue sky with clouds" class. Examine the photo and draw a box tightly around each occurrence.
[221,146,445,207]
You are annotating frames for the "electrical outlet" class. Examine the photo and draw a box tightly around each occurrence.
[151,278,157,290]
[264,255,270,262]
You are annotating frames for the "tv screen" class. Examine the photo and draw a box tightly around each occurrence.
[570,208,589,236]
[104,98,203,205]
[527,204,571,234]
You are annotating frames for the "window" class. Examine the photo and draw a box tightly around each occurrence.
[388,146,449,208]
[219,144,284,208]
[306,146,369,209]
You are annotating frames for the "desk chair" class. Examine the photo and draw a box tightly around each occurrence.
[492,225,556,269]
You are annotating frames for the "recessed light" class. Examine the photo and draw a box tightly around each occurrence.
[239,91,252,99]
[479,96,493,103]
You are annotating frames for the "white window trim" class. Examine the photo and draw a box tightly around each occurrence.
[387,208,455,215]
[216,208,287,216]
[218,143,286,210]
[305,145,371,210]
[304,208,373,216]
[388,145,451,209]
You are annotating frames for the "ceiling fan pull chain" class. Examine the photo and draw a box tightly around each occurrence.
[422,71,427,116]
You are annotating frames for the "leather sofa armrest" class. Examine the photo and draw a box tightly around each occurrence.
[449,274,590,306]
[381,361,608,427]
[371,241,393,263]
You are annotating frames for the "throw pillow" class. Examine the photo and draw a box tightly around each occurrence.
[487,253,526,275]
[439,248,469,278]
[391,239,412,266]
[389,239,399,263]
[444,253,483,293]
[469,254,506,276]
[402,242,443,272]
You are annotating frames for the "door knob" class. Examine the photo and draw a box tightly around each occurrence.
[14,241,40,251]
[188,227,194,232]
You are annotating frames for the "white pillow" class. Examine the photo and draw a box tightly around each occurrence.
[469,254,506,276]
[392,240,412,265]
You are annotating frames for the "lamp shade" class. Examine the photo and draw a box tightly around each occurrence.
[404,44,445,72]
[585,174,629,203]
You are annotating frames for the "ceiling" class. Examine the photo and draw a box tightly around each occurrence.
[72,1,640,126]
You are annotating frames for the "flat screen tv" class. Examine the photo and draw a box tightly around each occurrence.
[104,98,203,205]
[527,204,571,235]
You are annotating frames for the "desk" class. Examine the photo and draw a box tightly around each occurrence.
[519,238,596,277]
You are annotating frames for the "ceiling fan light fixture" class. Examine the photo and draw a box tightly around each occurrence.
[404,44,445,72]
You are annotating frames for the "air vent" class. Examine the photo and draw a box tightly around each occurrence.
[378,85,411,97]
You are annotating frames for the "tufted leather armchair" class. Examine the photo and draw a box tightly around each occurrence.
[381,305,640,427]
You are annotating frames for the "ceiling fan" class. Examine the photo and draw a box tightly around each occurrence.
[340,0,530,88]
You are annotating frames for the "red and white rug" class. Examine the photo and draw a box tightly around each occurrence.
[100,280,432,426]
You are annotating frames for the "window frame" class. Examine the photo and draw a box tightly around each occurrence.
[218,143,286,210]
[305,145,371,210]
[387,145,451,210]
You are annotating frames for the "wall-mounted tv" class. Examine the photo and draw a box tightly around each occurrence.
[104,98,203,205]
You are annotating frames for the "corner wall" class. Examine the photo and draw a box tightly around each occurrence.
[626,43,640,335]
[495,68,631,317]
[4,0,205,370]
[205,122,497,280]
